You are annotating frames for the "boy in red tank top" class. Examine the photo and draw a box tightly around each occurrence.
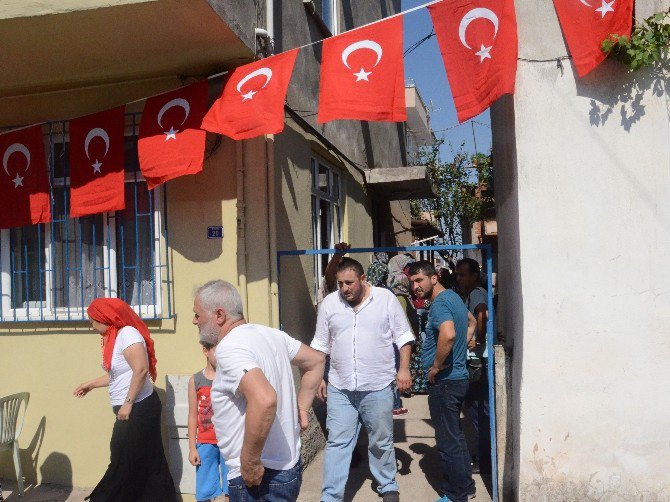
[188,341,229,501]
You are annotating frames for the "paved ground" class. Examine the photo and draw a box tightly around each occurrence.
[298,394,493,502]
[2,395,493,502]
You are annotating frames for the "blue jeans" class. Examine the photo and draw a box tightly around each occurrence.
[322,383,399,501]
[228,461,301,502]
[464,358,491,473]
[428,379,474,502]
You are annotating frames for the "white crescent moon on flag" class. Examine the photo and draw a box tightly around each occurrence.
[341,40,383,69]
[3,143,31,176]
[579,0,592,6]
[157,98,190,128]
[236,68,273,94]
[84,128,110,160]
[458,8,500,50]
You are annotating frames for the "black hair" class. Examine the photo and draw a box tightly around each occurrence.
[336,257,365,277]
[407,260,437,277]
[456,258,480,276]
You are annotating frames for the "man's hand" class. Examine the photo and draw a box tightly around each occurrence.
[427,364,443,384]
[396,368,412,394]
[241,454,264,487]
[117,402,132,421]
[298,406,310,431]
[467,336,477,350]
[334,242,351,255]
[316,380,328,401]
[188,448,201,467]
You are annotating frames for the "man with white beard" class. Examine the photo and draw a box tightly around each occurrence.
[193,280,324,502]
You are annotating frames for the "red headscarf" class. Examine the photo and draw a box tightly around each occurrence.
[87,298,157,382]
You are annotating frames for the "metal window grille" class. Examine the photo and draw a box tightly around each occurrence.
[0,114,174,322]
[310,157,342,300]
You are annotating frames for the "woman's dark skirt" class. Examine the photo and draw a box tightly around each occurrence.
[86,390,177,502]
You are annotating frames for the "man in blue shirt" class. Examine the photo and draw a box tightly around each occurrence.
[408,261,476,502]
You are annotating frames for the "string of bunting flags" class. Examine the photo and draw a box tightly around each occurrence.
[0,0,634,229]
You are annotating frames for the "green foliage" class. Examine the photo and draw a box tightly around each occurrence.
[411,140,493,246]
[602,11,670,71]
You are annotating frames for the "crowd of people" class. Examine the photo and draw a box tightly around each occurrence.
[71,244,494,502]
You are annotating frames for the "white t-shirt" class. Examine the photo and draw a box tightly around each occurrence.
[210,323,302,480]
[311,286,415,392]
[107,326,154,406]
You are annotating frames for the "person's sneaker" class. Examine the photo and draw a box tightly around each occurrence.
[382,491,400,502]
[392,407,409,416]
[435,496,454,502]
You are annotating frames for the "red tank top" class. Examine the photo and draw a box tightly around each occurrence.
[194,371,217,444]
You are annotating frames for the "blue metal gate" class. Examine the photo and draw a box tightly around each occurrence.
[277,244,498,501]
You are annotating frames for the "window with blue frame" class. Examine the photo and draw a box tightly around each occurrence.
[0,115,173,321]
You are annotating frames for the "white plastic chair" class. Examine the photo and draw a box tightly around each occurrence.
[0,392,30,497]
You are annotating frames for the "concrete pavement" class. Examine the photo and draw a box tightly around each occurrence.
[298,394,494,502]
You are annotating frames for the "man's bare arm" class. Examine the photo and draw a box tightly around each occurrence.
[291,344,326,429]
[238,368,277,486]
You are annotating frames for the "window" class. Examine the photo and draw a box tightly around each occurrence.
[311,157,342,297]
[0,116,172,322]
[315,0,339,35]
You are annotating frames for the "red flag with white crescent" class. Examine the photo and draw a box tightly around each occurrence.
[0,125,51,229]
[428,0,518,123]
[139,81,208,189]
[69,107,125,217]
[552,0,633,77]
[201,49,299,140]
[317,16,406,123]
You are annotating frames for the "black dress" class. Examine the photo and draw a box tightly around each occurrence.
[86,390,177,502]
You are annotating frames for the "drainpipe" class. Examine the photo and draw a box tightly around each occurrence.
[266,135,279,327]
[255,0,274,55]
[236,141,249,318]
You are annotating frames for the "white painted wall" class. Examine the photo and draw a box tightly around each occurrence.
[493,0,670,499]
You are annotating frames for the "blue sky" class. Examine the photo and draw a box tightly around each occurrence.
[401,0,492,160]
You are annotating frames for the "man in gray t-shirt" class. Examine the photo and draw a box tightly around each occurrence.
[456,258,491,475]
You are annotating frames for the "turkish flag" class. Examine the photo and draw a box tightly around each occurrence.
[69,107,125,217]
[139,81,208,189]
[0,125,51,229]
[201,49,299,140]
[318,16,406,123]
[553,0,633,77]
[429,0,518,123]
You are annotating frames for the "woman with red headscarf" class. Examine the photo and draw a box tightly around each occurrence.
[73,298,176,502]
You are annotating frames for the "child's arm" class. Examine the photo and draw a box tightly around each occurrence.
[187,376,200,466]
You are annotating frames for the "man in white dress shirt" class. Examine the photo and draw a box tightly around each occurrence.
[311,257,415,502]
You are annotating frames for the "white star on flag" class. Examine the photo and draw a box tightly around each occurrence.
[12,173,24,188]
[354,68,372,82]
[475,44,493,63]
[92,160,102,174]
[164,126,178,141]
[596,0,615,18]
[241,90,257,101]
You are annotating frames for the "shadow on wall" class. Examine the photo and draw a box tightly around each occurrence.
[577,58,667,132]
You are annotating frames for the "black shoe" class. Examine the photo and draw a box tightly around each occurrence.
[382,491,400,502]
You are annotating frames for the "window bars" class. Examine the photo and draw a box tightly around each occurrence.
[0,114,174,322]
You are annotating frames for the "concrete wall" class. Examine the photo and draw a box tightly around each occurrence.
[492,0,670,499]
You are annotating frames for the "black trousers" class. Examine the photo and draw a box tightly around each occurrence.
[87,391,177,502]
